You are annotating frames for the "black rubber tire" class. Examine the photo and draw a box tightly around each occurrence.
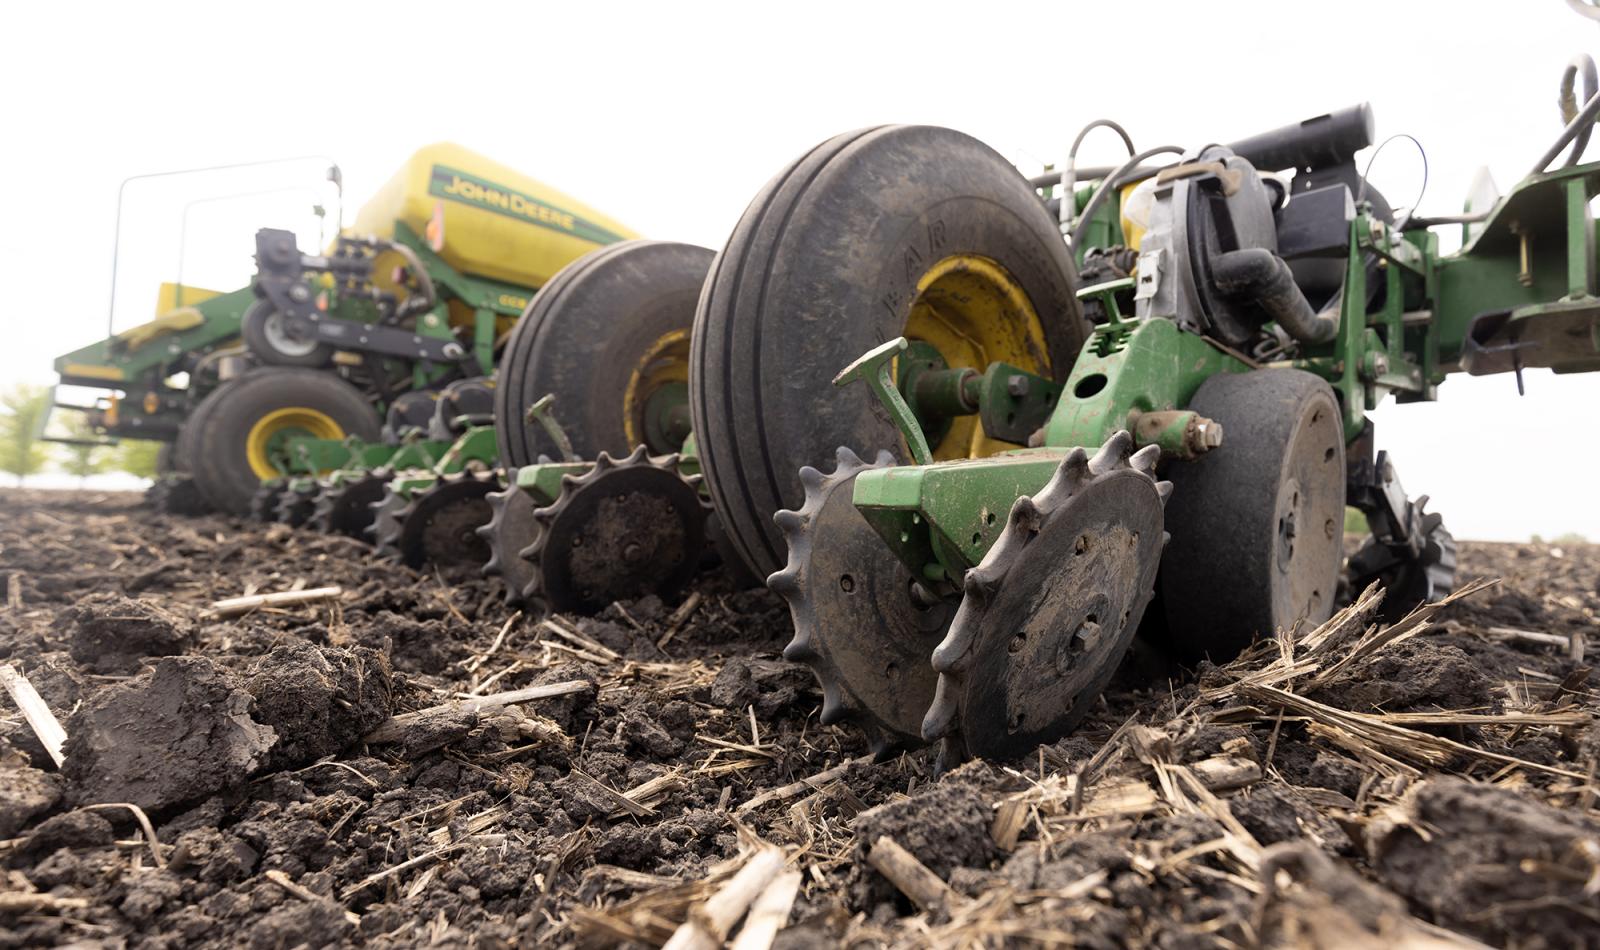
[384,391,440,442]
[241,300,334,368]
[690,125,1089,580]
[495,240,713,467]
[186,367,382,515]
[428,377,497,441]
[1158,369,1346,663]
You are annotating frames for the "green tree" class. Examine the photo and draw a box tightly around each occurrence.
[59,414,114,486]
[116,439,165,479]
[0,384,52,487]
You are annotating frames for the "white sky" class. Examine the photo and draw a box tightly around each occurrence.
[2,0,1597,540]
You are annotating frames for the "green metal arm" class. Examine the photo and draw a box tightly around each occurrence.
[832,336,932,465]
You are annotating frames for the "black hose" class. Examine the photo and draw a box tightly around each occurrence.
[1057,119,1138,227]
[1210,248,1340,344]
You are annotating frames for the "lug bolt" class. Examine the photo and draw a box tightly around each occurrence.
[1072,619,1102,653]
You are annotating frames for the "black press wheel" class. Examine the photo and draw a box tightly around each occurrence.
[495,240,713,467]
[186,367,382,515]
[1158,369,1346,663]
[690,125,1089,580]
[241,300,334,368]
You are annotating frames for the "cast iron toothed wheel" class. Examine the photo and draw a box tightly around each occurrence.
[495,240,713,467]
[274,482,319,527]
[1158,369,1346,663]
[248,479,286,522]
[521,448,708,616]
[923,434,1169,761]
[477,474,542,608]
[145,475,212,516]
[309,470,391,538]
[241,300,334,367]
[769,447,956,756]
[390,471,498,575]
[690,125,1089,580]
[184,367,382,515]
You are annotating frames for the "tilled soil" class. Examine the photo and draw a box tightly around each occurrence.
[1,488,1598,948]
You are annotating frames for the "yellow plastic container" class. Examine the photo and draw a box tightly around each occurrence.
[349,143,638,290]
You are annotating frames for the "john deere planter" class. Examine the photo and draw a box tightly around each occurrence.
[54,144,636,515]
[693,55,1600,761]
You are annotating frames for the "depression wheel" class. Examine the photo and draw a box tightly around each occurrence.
[1158,369,1346,663]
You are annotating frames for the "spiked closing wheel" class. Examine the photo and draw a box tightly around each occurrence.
[309,470,391,538]
[477,472,542,608]
[392,471,497,574]
[924,433,1169,761]
[522,447,707,616]
[275,482,319,527]
[1347,496,1457,623]
[771,447,956,756]
[249,480,286,521]
[369,489,407,555]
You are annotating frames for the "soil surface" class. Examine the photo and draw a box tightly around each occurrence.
[2,488,1598,948]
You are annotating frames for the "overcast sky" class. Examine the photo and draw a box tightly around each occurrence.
[3,0,1597,540]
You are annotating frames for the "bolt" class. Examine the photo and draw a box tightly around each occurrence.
[1006,374,1030,398]
[1008,633,1026,654]
[623,543,643,562]
[1072,619,1103,654]
[1186,416,1224,454]
[289,285,310,302]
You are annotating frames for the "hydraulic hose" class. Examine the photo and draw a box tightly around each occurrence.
[1058,119,1136,227]
[1210,248,1340,344]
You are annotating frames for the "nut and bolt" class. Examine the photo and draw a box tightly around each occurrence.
[1006,374,1030,398]
[1186,416,1224,454]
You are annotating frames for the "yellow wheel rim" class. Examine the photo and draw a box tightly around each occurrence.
[245,407,344,480]
[902,254,1052,460]
[622,328,692,451]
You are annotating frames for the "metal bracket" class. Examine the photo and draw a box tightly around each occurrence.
[525,394,579,462]
[833,337,932,465]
